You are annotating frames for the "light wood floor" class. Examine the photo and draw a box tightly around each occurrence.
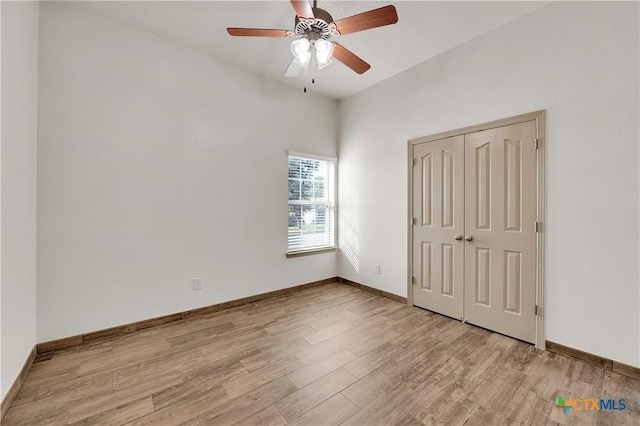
[4,283,639,425]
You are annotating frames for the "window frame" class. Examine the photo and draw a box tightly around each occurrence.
[286,151,337,257]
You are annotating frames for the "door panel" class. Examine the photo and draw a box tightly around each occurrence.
[463,121,537,343]
[475,143,491,230]
[412,136,464,320]
[474,247,491,305]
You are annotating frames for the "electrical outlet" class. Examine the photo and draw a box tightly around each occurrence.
[374,264,380,274]
[193,277,202,290]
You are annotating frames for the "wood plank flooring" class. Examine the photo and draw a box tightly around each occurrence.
[4,283,639,425]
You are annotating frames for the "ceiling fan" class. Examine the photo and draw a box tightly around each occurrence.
[227,0,398,76]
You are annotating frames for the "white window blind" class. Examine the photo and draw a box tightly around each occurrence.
[287,153,336,253]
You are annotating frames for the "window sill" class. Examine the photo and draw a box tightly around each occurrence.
[286,247,337,258]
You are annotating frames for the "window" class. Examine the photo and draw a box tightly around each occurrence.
[287,152,336,255]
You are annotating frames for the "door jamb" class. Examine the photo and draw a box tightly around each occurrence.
[407,110,546,350]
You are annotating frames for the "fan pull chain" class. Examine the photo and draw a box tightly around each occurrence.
[304,45,317,93]
[311,52,316,86]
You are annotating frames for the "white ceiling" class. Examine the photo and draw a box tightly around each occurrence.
[62,1,550,100]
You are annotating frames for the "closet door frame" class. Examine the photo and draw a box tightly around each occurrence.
[407,110,546,350]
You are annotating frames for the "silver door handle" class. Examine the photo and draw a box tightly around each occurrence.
[464,235,473,241]
[454,234,463,241]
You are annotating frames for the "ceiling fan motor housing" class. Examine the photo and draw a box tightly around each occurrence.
[294,7,339,39]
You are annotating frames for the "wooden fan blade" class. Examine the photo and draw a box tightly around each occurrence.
[334,5,398,35]
[332,43,370,74]
[290,0,314,18]
[227,28,289,37]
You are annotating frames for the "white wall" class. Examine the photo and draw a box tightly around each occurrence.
[1,1,39,400]
[338,1,639,367]
[36,3,338,342]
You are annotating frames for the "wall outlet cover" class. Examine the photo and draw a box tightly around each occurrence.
[193,277,203,290]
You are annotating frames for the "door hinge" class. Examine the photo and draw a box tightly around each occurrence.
[412,158,418,166]
[535,138,541,149]
[534,304,539,316]
[535,222,542,232]
[412,217,417,225]
[411,276,416,284]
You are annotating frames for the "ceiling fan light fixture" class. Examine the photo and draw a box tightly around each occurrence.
[229,2,398,76]
[291,37,311,68]
[314,39,334,68]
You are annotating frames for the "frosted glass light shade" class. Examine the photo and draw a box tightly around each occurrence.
[291,38,311,68]
[315,39,334,67]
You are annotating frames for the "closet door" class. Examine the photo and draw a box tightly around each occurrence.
[463,121,537,343]
[412,136,465,320]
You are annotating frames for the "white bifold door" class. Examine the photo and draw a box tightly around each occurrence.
[411,120,537,343]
